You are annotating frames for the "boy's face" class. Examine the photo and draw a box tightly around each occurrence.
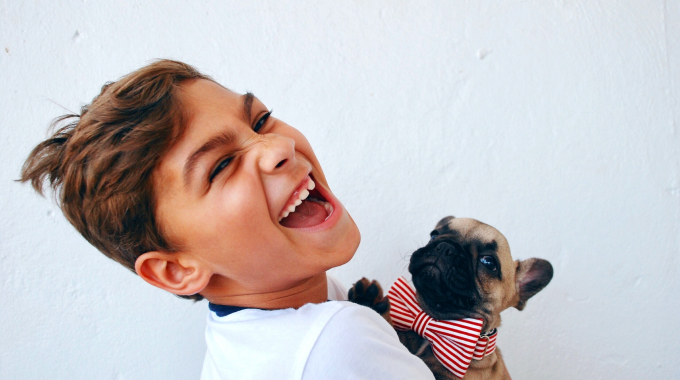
[152,79,360,297]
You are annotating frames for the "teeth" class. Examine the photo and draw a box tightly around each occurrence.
[279,211,290,221]
[279,179,313,220]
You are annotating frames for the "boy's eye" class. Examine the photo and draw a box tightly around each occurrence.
[253,111,272,133]
[209,157,233,182]
[208,110,271,182]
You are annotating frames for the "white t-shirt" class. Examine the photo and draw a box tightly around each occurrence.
[200,276,434,380]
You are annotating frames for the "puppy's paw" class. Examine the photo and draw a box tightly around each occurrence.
[348,278,390,315]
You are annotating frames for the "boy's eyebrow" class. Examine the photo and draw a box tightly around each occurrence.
[182,93,255,186]
[242,92,254,123]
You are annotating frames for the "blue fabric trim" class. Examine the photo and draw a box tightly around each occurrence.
[208,302,251,317]
[208,300,334,317]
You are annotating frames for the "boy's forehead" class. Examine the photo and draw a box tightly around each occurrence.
[180,79,245,120]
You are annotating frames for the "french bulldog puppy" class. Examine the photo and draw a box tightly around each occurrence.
[349,216,553,380]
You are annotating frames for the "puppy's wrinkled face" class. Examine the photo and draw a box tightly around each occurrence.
[409,217,522,329]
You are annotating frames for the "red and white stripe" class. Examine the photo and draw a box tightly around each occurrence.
[386,277,498,378]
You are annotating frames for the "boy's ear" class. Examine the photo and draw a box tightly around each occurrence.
[514,258,554,311]
[135,251,212,296]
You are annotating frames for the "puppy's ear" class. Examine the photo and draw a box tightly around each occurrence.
[430,216,455,238]
[515,258,553,311]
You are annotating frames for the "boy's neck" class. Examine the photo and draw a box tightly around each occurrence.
[203,273,329,310]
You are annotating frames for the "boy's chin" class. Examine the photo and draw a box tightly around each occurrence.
[325,213,361,267]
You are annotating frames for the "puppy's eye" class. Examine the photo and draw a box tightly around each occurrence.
[479,256,498,272]
[429,231,439,241]
[253,111,272,133]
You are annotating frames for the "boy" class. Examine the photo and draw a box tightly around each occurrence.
[21,60,434,379]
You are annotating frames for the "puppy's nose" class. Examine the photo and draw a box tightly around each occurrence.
[434,242,456,256]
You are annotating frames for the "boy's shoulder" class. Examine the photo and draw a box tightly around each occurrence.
[305,301,436,379]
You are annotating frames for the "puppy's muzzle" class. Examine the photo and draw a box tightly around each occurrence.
[409,240,479,313]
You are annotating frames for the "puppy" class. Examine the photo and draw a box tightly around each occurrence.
[349,216,553,380]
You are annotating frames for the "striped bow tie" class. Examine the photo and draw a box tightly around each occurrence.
[386,277,497,378]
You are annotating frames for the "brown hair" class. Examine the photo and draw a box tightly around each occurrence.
[20,59,210,301]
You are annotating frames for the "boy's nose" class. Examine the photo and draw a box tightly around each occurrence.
[256,134,295,173]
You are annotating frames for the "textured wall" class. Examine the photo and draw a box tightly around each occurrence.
[1,1,679,379]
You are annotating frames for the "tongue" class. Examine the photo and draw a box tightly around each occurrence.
[280,200,328,228]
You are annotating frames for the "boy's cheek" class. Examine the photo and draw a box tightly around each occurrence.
[279,123,329,185]
[300,145,328,187]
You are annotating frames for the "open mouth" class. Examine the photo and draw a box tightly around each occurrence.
[278,175,335,229]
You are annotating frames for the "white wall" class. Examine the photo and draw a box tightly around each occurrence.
[2,1,678,379]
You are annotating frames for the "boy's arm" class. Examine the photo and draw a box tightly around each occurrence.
[302,303,435,380]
